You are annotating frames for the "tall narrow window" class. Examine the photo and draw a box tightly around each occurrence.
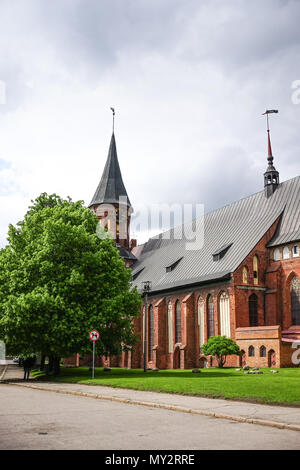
[142,306,145,353]
[242,266,248,284]
[207,295,215,338]
[219,291,231,337]
[273,248,280,261]
[253,255,258,285]
[293,245,299,258]
[260,345,266,357]
[283,246,290,259]
[148,305,154,361]
[248,345,255,357]
[168,301,173,353]
[198,297,205,351]
[175,300,181,343]
[291,277,300,325]
[249,293,258,326]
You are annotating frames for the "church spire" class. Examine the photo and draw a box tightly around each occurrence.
[89,117,133,252]
[89,132,132,209]
[262,109,279,198]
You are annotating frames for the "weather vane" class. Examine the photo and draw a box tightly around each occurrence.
[110,107,115,133]
[262,109,278,133]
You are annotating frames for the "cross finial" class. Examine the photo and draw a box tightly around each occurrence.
[110,107,115,133]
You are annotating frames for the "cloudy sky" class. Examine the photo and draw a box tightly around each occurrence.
[0,0,300,246]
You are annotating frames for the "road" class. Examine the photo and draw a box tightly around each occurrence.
[0,384,299,450]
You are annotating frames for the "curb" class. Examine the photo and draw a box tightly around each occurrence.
[0,365,7,381]
[6,381,300,433]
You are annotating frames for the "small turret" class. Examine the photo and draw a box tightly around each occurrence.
[262,110,279,198]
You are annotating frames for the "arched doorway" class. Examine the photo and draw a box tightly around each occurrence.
[268,349,276,367]
[240,350,246,367]
[173,347,180,369]
[199,356,208,368]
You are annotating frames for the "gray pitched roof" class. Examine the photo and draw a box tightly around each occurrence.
[89,133,131,208]
[132,175,300,294]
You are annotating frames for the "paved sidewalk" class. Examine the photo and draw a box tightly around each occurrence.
[0,364,32,381]
[5,378,300,432]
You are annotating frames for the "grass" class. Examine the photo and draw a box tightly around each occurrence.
[31,366,300,406]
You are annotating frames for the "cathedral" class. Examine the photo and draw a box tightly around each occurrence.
[68,122,300,369]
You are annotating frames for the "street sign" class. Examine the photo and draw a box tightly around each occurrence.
[89,330,100,342]
[89,330,100,379]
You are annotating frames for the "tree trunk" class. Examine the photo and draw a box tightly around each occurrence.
[53,356,60,375]
[218,355,225,368]
[40,355,46,371]
[48,355,54,373]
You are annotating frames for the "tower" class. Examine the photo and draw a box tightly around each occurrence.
[89,132,136,264]
[263,110,279,198]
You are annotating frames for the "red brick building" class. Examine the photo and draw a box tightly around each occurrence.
[70,128,300,369]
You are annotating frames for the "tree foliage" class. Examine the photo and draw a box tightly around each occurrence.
[0,193,141,361]
[202,335,241,368]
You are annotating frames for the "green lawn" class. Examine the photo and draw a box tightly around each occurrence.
[32,366,300,406]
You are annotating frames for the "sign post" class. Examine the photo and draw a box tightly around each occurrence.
[89,330,100,379]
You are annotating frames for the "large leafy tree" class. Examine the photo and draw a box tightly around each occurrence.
[0,193,141,370]
[202,335,241,368]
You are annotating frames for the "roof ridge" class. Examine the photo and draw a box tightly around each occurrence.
[144,175,300,244]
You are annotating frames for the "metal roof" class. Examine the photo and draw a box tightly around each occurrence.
[89,133,131,208]
[132,175,300,293]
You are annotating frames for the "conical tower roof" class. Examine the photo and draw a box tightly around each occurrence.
[89,133,131,208]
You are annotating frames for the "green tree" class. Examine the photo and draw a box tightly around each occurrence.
[0,193,141,373]
[202,335,241,368]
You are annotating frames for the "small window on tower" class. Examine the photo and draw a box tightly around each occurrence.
[273,248,280,261]
[293,245,299,258]
[283,246,290,260]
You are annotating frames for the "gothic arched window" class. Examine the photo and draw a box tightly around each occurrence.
[242,266,248,284]
[148,305,154,361]
[253,255,258,285]
[260,345,266,357]
[168,301,173,353]
[175,300,181,343]
[283,246,290,259]
[207,295,215,338]
[249,346,255,357]
[291,277,300,325]
[273,248,280,261]
[293,245,299,258]
[249,293,258,327]
[219,291,230,337]
[198,297,205,351]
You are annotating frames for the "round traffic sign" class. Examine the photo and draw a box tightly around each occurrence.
[89,330,100,341]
